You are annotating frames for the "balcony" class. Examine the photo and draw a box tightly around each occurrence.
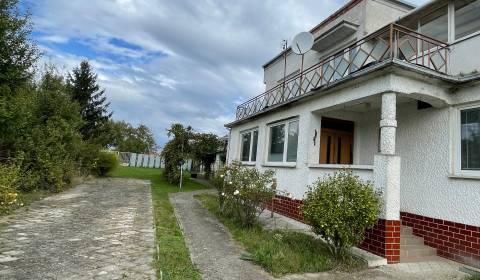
[235,24,449,121]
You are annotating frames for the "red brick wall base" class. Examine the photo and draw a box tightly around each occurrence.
[401,212,480,268]
[359,219,401,263]
[265,195,401,263]
[266,196,480,267]
[265,194,303,221]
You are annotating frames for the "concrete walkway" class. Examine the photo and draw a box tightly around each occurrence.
[170,190,274,280]
[0,178,156,280]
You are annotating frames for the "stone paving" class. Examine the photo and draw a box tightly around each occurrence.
[0,178,156,280]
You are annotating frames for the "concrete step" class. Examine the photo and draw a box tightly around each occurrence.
[400,225,438,263]
[400,235,424,245]
[400,226,413,235]
[400,246,437,258]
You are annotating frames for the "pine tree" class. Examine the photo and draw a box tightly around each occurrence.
[67,61,112,145]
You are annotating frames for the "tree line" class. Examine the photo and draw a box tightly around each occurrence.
[0,0,156,199]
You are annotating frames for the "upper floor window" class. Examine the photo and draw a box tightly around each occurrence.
[240,129,258,163]
[455,0,480,40]
[419,5,448,42]
[267,119,299,163]
[461,107,480,170]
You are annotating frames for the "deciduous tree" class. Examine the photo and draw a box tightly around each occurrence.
[161,123,193,184]
[191,133,222,179]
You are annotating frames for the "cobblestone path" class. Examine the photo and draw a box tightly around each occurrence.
[0,178,155,280]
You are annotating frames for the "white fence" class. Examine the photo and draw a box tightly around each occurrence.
[118,152,163,168]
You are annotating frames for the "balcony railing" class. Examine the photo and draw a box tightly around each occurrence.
[235,24,449,120]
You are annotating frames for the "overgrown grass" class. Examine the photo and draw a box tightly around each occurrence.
[195,193,364,277]
[17,189,52,207]
[0,189,54,216]
[110,166,209,280]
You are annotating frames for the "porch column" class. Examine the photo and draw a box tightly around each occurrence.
[379,92,397,155]
[373,92,401,263]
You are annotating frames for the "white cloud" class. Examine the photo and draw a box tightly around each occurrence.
[26,0,427,146]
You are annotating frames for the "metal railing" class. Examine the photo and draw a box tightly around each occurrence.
[235,24,449,120]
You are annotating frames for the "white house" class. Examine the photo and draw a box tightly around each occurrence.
[225,0,480,266]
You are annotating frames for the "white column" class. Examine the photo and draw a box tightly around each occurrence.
[374,92,401,220]
[379,92,397,155]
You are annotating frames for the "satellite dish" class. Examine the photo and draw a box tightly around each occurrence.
[291,32,314,55]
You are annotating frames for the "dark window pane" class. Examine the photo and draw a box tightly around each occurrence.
[455,0,480,39]
[241,132,251,162]
[268,124,285,162]
[461,108,480,170]
[251,131,258,161]
[286,121,299,162]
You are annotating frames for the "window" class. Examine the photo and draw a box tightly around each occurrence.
[461,107,480,170]
[240,129,258,163]
[267,119,299,163]
[455,0,480,40]
[319,117,354,164]
[419,5,448,42]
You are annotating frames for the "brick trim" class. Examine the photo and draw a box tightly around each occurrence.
[401,212,480,268]
[265,194,303,221]
[359,219,401,263]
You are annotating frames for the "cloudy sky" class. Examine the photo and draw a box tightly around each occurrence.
[24,0,427,147]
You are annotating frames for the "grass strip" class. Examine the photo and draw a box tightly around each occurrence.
[194,193,364,277]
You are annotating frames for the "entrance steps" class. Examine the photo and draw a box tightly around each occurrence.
[400,226,439,263]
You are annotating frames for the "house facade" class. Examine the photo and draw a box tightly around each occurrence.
[225,0,480,266]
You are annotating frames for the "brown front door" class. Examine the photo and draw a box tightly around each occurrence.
[319,118,354,164]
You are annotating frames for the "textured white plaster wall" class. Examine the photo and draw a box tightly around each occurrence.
[228,70,480,226]
[262,0,412,90]
[227,94,378,200]
[396,102,480,226]
[365,0,412,35]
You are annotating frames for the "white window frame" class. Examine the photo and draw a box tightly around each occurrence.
[265,118,299,165]
[239,128,258,164]
[452,102,480,177]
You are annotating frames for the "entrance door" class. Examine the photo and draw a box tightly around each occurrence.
[319,118,354,164]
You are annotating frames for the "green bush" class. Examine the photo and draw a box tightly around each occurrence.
[216,162,275,227]
[76,142,101,176]
[301,170,381,257]
[94,151,119,176]
[0,164,20,214]
[9,89,84,192]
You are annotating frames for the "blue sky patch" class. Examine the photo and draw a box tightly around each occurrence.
[109,38,143,51]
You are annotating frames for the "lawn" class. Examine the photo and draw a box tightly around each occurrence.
[194,193,364,277]
[110,166,210,280]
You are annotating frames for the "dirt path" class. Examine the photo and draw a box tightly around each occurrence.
[0,178,155,280]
